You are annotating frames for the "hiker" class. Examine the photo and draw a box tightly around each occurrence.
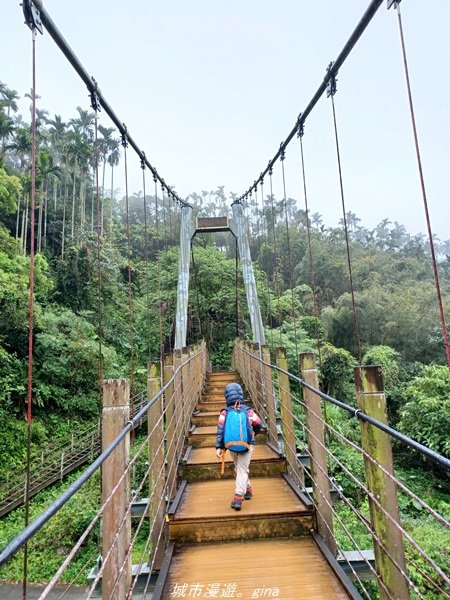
[215,382,263,511]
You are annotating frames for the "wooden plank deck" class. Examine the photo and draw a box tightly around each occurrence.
[186,444,281,465]
[162,538,349,599]
[156,369,355,599]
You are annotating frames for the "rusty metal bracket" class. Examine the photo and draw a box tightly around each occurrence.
[22,0,44,33]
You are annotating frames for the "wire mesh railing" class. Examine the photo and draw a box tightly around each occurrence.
[233,339,450,600]
[0,391,149,518]
[0,341,209,599]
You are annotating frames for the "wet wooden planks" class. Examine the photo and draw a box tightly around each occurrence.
[162,538,349,600]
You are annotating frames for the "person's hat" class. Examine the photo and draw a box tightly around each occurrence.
[224,382,244,405]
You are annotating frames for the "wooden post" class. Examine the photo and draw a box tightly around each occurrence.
[355,366,409,600]
[252,343,265,418]
[102,379,131,600]
[173,349,183,462]
[300,353,336,556]
[163,353,177,501]
[148,362,165,571]
[181,347,190,436]
[276,348,303,488]
[261,345,278,449]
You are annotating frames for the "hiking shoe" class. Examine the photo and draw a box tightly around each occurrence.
[230,495,244,510]
[244,487,253,500]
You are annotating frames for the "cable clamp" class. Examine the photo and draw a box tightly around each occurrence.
[22,0,44,34]
[297,113,305,138]
[280,143,286,162]
[90,77,101,112]
[354,409,363,420]
[387,0,401,9]
[326,62,337,97]
[140,153,146,170]
[268,160,273,176]
[259,173,264,186]
[121,125,128,148]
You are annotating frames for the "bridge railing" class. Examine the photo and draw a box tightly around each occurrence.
[0,391,150,518]
[233,339,450,600]
[0,341,209,599]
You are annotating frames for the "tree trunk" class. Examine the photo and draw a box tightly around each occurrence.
[101,158,106,233]
[71,170,77,238]
[23,194,29,255]
[109,165,114,236]
[62,158,68,259]
[15,193,21,240]
[37,180,44,253]
[43,180,48,248]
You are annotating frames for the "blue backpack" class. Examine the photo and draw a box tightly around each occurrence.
[224,403,253,452]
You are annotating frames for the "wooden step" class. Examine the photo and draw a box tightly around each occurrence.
[179,444,287,481]
[197,400,254,413]
[206,371,239,381]
[191,411,218,427]
[188,426,267,448]
[168,476,313,543]
[159,538,349,599]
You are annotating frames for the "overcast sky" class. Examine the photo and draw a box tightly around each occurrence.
[1,1,449,240]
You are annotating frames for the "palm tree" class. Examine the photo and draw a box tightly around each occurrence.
[0,112,14,159]
[0,87,19,119]
[97,125,116,230]
[107,141,120,233]
[7,126,31,170]
[36,150,61,252]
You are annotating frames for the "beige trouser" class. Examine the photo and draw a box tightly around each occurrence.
[229,445,254,497]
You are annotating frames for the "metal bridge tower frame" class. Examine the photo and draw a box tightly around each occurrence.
[174,201,266,349]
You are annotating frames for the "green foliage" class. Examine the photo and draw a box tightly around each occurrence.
[398,365,450,457]
[320,343,356,402]
[34,306,119,416]
[0,167,21,216]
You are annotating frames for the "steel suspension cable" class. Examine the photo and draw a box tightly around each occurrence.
[280,149,300,360]
[259,177,275,347]
[393,1,450,370]
[141,156,151,362]
[154,175,164,361]
[329,83,362,363]
[121,135,135,434]
[268,167,283,345]
[23,26,38,600]
[92,103,104,410]
[298,127,323,372]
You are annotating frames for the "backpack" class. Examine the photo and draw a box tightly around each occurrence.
[223,402,253,452]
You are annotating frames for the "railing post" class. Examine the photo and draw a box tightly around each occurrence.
[251,343,265,418]
[163,353,177,501]
[102,379,131,600]
[261,345,278,449]
[148,362,165,571]
[276,348,303,488]
[181,347,190,436]
[300,353,336,556]
[354,366,409,600]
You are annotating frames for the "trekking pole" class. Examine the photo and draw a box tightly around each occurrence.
[220,450,226,476]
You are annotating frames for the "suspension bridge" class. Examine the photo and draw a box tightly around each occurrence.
[0,1,449,599]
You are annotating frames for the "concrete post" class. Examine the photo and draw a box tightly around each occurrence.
[355,366,409,600]
[102,379,131,600]
[300,353,336,556]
